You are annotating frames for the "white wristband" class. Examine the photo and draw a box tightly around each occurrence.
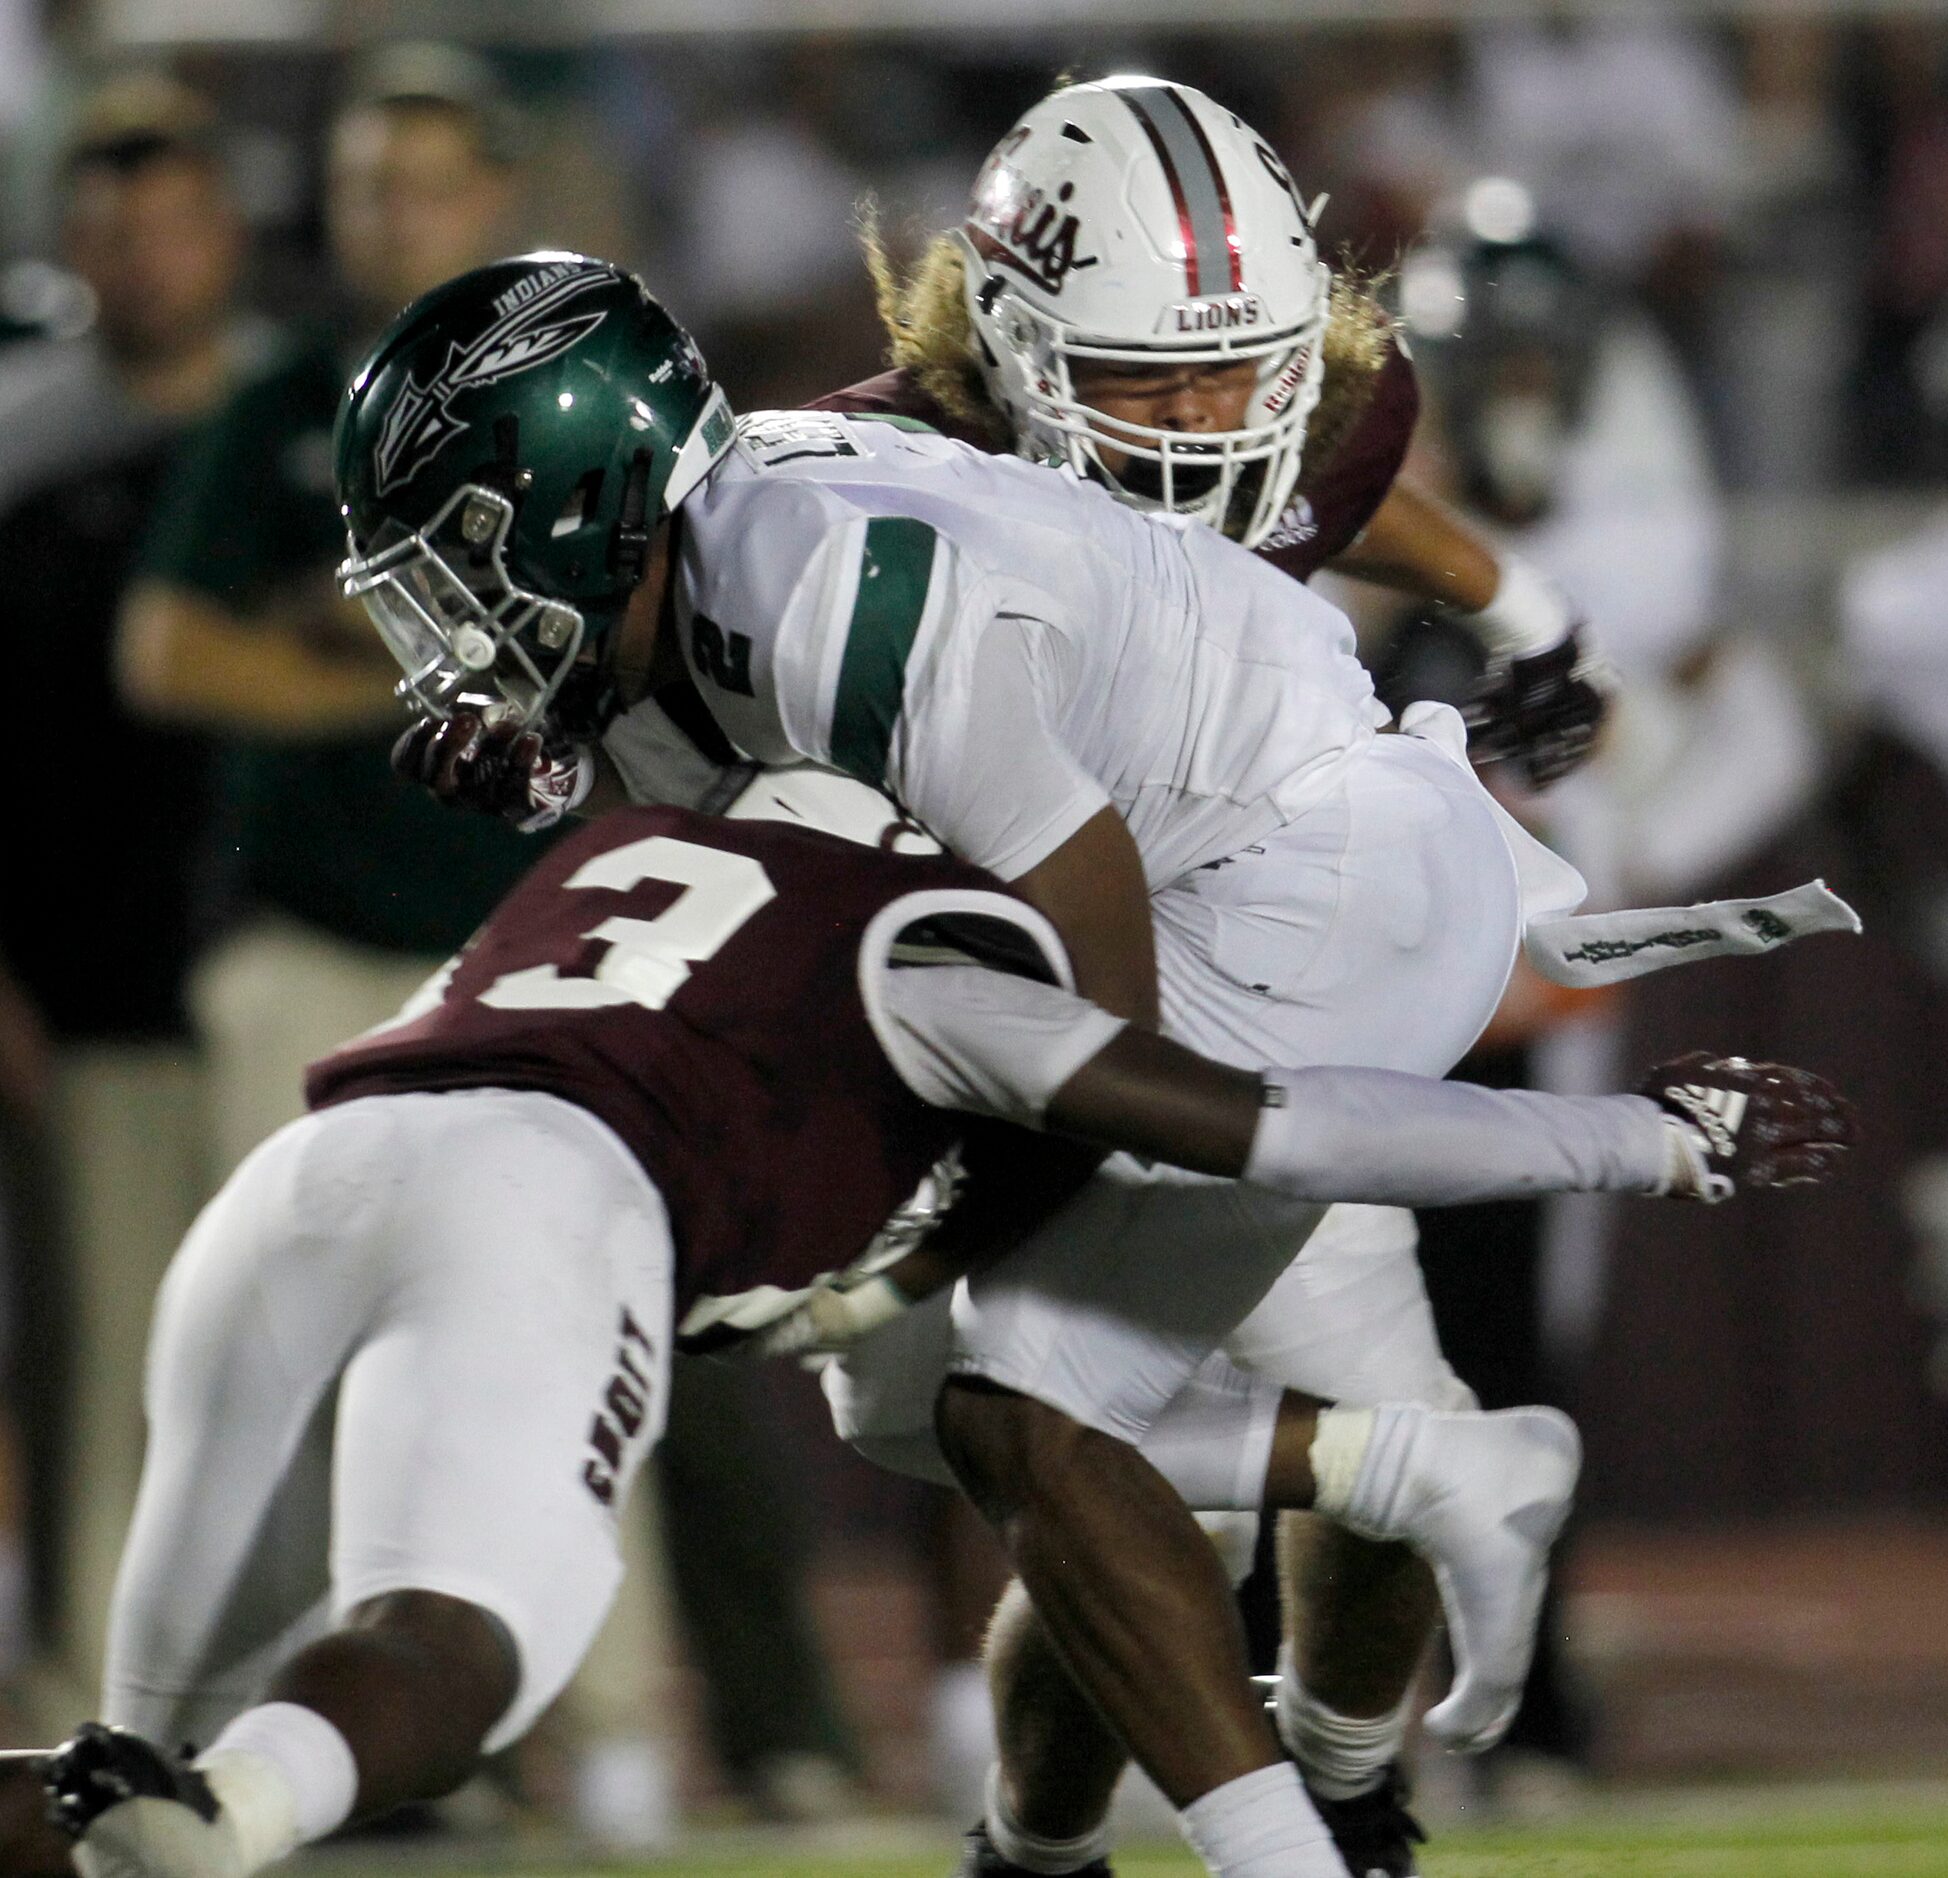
[1657,1117,1734,1204]
[1466,554,1576,660]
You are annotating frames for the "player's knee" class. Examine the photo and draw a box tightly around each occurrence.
[934,1377,1096,1524]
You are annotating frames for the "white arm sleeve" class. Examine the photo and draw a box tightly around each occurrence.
[889,611,1110,882]
[873,962,1124,1127]
[1246,1070,1672,1206]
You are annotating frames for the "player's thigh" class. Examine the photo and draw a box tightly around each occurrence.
[1222,1202,1475,1411]
[1155,731,1522,1078]
[951,1157,1327,1446]
[328,1091,675,1754]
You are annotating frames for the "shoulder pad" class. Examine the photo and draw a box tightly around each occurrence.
[889,909,1062,986]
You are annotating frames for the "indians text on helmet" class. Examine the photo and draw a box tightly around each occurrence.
[372,263,610,498]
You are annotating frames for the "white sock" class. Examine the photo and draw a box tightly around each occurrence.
[984,1760,1112,1875]
[1274,1649,1411,1802]
[1310,1404,1423,1540]
[1177,1762,1339,1878]
[1306,1407,1376,1524]
[198,1702,358,1867]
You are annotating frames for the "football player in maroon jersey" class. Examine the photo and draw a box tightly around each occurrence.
[18,802,1850,1878]
[819,79,1610,1875]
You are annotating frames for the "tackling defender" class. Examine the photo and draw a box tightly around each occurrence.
[31,796,1848,1878]
[342,253,1857,1878]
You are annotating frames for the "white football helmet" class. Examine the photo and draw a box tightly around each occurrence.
[958,76,1331,547]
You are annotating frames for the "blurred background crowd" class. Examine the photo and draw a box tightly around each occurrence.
[1,0,1946,1854]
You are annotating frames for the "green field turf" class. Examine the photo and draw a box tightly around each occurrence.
[318,1789,1948,1878]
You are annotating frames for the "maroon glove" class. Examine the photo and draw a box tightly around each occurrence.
[1637,1051,1858,1202]
[1466,629,1610,789]
[391,709,593,832]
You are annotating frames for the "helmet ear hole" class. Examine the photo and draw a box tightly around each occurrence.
[609,449,654,588]
[551,469,604,539]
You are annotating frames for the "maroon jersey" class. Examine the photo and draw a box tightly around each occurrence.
[307,806,1042,1318]
[809,341,1418,583]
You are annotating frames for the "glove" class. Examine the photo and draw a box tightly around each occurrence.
[1465,627,1612,788]
[392,709,594,832]
[739,1271,915,1362]
[1639,1052,1858,1203]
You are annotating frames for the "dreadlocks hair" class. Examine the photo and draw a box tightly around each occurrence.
[858,204,1012,448]
[857,199,1402,503]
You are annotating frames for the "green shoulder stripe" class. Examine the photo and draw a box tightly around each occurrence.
[830,516,937,788]
[850,411,939,435]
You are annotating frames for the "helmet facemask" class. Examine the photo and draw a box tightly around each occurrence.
[339,482,592,732]
[980,277,1328,546]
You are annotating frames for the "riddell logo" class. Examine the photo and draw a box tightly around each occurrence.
[1264,346,1313,415]
[1171,294,1264,333]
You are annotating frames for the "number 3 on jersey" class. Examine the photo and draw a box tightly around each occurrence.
[480,836,775,1013]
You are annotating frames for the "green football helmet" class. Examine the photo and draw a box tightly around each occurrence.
[335,251,733,734]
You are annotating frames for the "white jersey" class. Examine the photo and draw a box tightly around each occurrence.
[632,411,1386,886]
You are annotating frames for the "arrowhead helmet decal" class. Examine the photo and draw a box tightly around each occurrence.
[373,262,610,496]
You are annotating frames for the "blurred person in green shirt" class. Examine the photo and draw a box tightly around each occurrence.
[116,46,538,1180]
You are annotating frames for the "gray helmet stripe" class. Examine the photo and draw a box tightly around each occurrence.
[1117,84,1234,299]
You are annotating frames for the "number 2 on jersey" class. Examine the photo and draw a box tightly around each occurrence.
[480,836,776,1014]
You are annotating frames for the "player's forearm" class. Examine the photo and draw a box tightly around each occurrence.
[119,580,403,737]
[1242,1068,1670,1204]
[1324,479,1502,613]
[1042,1026,1668,1202]
[884,963,1672,1204]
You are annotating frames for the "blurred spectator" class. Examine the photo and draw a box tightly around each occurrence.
[673,43,881,407]
[1462,18,1738,353]
[115,44,532,1182]
[1712,23,1854,497]
[1852,22,1948,482]
[0,71,262,1721]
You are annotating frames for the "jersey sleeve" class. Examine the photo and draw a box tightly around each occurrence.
[886,606,1110,881]
[769,505,1108,879]
[858,889,1124,1123]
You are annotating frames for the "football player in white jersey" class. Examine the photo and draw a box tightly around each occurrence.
[345,256,1858,1878]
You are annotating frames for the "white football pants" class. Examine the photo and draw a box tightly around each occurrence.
[831,718,1514,1494]
[101,1088,674,1756]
